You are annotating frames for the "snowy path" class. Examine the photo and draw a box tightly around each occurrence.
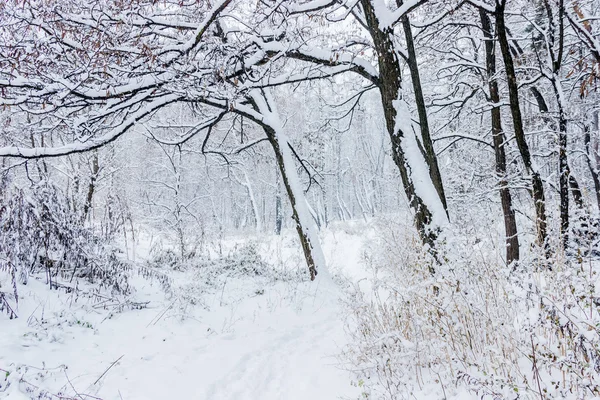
[0,279,359,399]
[1,230,369,399]
[201,305,350,399]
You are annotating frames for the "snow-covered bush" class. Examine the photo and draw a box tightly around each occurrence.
[174,242,306,308]
[344,219,600,400]
[146,247,183,270]
[0,182,131,304]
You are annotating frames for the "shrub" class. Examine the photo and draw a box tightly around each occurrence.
[0,181,131,306]
[344,219,600,399]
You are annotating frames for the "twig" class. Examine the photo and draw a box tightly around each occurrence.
[146,300,175,327]
[93,355,124,386]
[64,369,84,400]
[62,370,103,400]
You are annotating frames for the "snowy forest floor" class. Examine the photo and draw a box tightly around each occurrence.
[0,223,378,400]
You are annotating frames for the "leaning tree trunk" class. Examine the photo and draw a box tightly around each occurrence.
[399,0,448,215]
[531,80,588,227]
[480,9,520,265]
[361,0,447,262]
[249,90,327,281]
[265,126,326,280]
[496,1,548,249]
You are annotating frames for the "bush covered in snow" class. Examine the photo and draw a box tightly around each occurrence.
[344,219,600,400]
[172,242,307,308]
[0,181,131,310]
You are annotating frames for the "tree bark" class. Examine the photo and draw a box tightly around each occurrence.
[480,9,520,265]
[82,152,99,223]
[496,1,548,249]
[246,90,327,281]
[265,125,321,280]
[274,169,283,235]
[585,114,600,214]
[361,0,446,260]
[542,0,570,247]
[557,106,569,246]
[399,0,448,215]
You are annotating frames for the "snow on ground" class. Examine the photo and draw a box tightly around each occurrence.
[0,225,368,400]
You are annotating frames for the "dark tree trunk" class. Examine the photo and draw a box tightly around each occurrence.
[361,0,441,260]
[568,174,585,210]
[558,111,569,246]
[399,0,448,216]
[540,0,569,247]
[496,1,548,249]
[531,76,574,246]
[480,9,520,265]
[585,116,600,213]
[232,85,325,279]
[264,125,318,280]
[530,87,549,112]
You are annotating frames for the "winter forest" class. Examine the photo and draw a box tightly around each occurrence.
[1,0,600,398]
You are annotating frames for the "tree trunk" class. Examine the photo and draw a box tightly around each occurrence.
[249,90,327,281]
[543,0,570,247]
[585,115,600,213]
[241,169,262,232]
[82,152,99,223]
[496,1,548,249]
[399,0,448,215]
[361,0,447,260]
[568,173,585,210]
[557,105,569,247]
[274,169,283,235]
[480,9,520,265]
[266,126,322,280]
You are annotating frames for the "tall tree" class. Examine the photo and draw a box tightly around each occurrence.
[256,0,449,258]
[0,0,331,279]
[496,0,549,249]
[399,0,448,215]
[480,8,520,264]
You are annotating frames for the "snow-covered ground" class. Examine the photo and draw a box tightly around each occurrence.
[0,225,369,400]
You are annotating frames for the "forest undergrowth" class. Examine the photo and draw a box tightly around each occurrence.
[344,215,600,400]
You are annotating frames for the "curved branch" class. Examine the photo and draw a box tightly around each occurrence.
[0,94,181,158]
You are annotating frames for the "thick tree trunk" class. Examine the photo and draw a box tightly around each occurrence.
[361,0,447,260]
[496,1,548,248]
[399,1,448,215]
[480,9,520,265]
